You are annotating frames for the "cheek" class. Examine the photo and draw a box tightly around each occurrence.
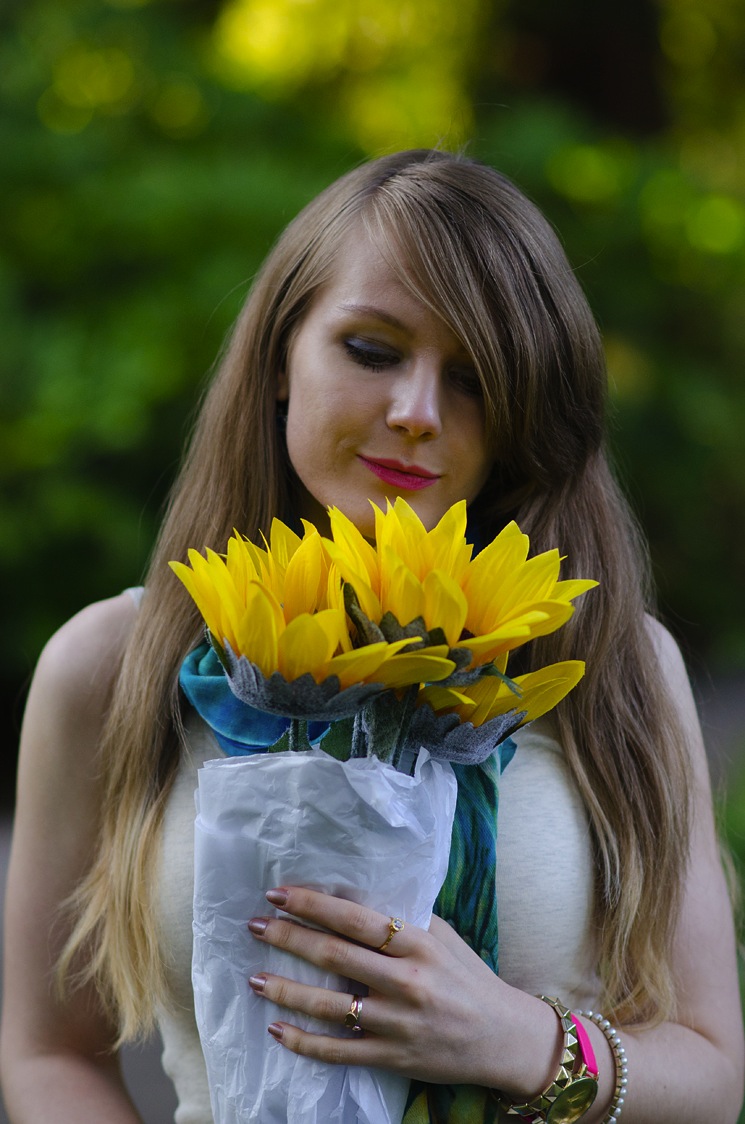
[283,414,314,480]
[283,394,342,492]
[457,412,493,488]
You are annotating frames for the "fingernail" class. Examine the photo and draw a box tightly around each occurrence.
[249,975,267,993]
[268,1023,284,1041]
[265,888,288,907]
[248,918,268,935]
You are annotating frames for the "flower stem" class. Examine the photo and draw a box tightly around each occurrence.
[351,711,367,758]
[390,685,419,771]
[289,718,310,752]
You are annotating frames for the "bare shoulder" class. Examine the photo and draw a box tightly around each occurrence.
[34,592,139,712]
[39,590,139,685]
[644,613,709,778]
[19,591,141,780]
[644,613,688,677]
[644,613,696,705]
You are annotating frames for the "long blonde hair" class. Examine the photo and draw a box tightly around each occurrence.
[59,149,690,1041]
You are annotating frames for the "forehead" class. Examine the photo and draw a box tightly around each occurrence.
[321,223,412,300]
[309,222,470,350]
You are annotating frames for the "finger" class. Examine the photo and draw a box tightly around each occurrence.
[266,1021,400,1071]
[248,915,397,992]
[249,974,378,1033]
[263,886,413,957]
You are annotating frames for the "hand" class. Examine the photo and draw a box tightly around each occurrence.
[247,885,531,1089]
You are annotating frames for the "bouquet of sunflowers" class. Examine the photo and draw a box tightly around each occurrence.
[171,499,595,1124]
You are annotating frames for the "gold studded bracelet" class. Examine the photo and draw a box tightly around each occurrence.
[498,996,597,1122]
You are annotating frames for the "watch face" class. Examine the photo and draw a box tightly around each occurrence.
[546,1077,599,1124]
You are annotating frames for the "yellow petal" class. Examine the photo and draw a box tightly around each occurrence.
[390,500,428,573]
[283,531,326,620]
[322,540,382,621]
[326,637,412,688]
[372,650,455,689]
[436,671,520,725]
[325,564,353,652]
[464,550,553,633]
[277,613,338,682]
[453,660,586,726]
[422,569,468,646]
[509,600,575,640]
[553,578,600,602]
[489,551,562,619]
[237,534,271,583]
[233,583,283,675]
[309,607,349,654]
[464,521,529,589]
[417,683,477,713]
[425,501,471,579]
[169,557,219,631]
[461,618,544,665]
[174,548,244,653]
[226,534,262,602]
[327,506,380,590]
[379,548,425,627]
[510,661,586,723]
[268,518,303,569]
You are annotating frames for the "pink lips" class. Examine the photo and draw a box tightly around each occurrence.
[358,456,440,491]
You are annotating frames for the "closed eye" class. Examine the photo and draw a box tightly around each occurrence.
[448,365,483,398]
[343,338,400,370]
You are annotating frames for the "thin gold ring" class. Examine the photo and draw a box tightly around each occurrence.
[378,916,405,952]
[344,994,363,1033]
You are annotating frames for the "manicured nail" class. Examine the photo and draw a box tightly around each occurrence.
[249,975,267,993]
[265,888,288,907]
[248,918,268,935]
[268,1023,284,1041]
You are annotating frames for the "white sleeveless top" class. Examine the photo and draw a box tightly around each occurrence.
[152,710,602,1124]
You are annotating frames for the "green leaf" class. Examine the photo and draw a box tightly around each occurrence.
[268,728,292,752]
[319,717,354,761]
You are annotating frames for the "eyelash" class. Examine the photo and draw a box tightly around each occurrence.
[342,338,483,397]
[449,368,483,398]
[343,339,398,370]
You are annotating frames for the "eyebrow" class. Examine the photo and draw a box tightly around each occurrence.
[336,301,473,361]
[337,302,406,330]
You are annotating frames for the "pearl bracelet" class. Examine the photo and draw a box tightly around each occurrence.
[575,1010,628,1123]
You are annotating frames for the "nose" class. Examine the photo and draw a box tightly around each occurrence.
[386,362,443,439]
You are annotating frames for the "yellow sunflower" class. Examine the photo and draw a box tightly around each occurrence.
[323,498,597,663]
[170,521,454,689]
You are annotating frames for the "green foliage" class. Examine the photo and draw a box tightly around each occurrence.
[2,0,745,783]
[0,0,360,698]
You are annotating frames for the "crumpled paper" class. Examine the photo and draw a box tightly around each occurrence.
[192,747,458,1124]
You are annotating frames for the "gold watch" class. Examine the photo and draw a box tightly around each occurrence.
[499,997,599,1123]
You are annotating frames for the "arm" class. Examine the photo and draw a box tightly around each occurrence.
[244,621,744,1122]
[0,593,145,1123]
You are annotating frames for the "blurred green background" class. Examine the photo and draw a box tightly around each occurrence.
[2,0,745,808]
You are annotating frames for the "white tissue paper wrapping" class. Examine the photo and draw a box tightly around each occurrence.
[192,747,458,1124]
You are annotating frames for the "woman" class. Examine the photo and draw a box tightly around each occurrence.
[1,149,742,1123]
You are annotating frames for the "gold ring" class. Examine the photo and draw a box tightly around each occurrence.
[378,916,404,952]
[344,994,363,1033]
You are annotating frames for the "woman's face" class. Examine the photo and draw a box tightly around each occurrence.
[278,226,494,537]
